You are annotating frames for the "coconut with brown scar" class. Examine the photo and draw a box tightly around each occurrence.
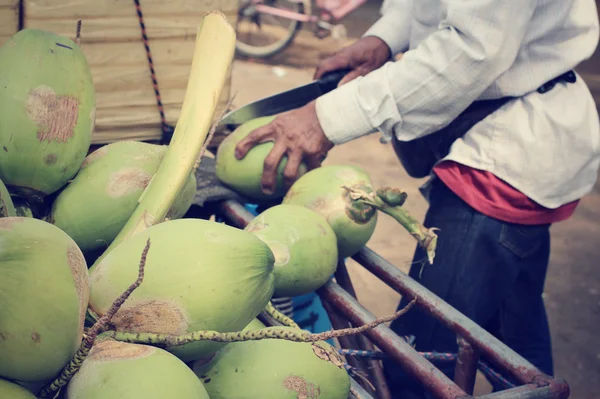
[0,217,90,382]
[87,218,276,362]
[65,339,210,399]
[195,326,350,399]
[0,29,95,201]
[49,141,196,254]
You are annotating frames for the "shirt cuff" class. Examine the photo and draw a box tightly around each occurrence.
[362,13,411,56]
[315,79,375,145]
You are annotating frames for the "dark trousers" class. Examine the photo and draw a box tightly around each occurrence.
[384,178,554,398]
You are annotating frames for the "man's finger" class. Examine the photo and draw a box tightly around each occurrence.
[314,54,351,80]
[305,152,327,170]
[235,125,273,160]
[282,151,303,188]
[338,68,366,86]
[260,141,287,195]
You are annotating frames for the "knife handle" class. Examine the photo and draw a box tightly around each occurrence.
[317,68,354,93]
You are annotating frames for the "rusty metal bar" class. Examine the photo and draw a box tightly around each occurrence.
[318,280,468,399]
[335,260,392,399]
[351,246,570,398]
[217,200,570,399]
[454,337,479,395]
[321,300,372,392]
[477,384,565,399]
[219,201,377,395]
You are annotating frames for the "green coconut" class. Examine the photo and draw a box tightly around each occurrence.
[0,29,96,199]
[65,339,210,399]
[283,164,378,258]
[0,217,90,382]
[0,178,16,217]
[0,378,37,399]
[88,218,275,362]
[215,116,309,201]
[245,204,338,297]
[50,141,197,253]
[196,326,350,399]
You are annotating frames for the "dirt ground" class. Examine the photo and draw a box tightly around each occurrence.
[229,2,600,398]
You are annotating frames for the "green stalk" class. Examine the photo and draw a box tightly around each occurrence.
[265,301,300,329]
[343,185,438,264]
[92,11,236,267]
[107,297,417,347]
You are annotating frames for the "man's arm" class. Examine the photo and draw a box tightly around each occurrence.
[362,0,413,56]
[315,0,537,145]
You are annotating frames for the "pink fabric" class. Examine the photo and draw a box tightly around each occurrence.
[433,161,579,225]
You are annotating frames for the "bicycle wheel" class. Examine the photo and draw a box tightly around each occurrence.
[235,0,308,59]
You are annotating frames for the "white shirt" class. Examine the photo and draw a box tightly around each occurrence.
[315,0,600,209]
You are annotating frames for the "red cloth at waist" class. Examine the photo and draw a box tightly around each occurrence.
[432,161,579,225]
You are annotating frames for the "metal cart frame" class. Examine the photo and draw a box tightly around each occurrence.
[218,199,571,399]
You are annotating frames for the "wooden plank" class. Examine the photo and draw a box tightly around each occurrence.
[24,5,238,43]
[24,15,214,42]
[95,78,230,128]
[96,88,187,109]
[92,126,163,144]
[23,0,237,143]
[26,0,237,19]
[95,104,182,128]
[0,1,18,8]
[79,39,197,68]
[91,64,191,92]
[96,72,231,109]
[91,101,230,144]
[0,6,18,38]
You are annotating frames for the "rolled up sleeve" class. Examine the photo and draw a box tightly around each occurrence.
[316,0,537,145]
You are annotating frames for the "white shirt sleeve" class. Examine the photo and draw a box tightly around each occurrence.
[315,0,537,145]
[362,0,413,55]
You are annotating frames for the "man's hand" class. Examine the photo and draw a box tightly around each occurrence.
[314,36,393,86]
[234,101,334,195]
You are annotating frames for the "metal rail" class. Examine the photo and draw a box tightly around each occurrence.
[217,199,571,399]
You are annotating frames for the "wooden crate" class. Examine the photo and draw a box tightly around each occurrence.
[23,0,238,144]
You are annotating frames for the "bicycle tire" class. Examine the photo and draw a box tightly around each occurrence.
[235,0,307,59]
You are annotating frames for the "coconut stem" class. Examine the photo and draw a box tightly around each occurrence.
[109,297,416,346]
[265,301,300,329]
[37,240,151,398]
[343,185,438,264]
[91,12,236,268]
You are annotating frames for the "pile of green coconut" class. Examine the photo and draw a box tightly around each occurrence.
[0,16,436,399]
